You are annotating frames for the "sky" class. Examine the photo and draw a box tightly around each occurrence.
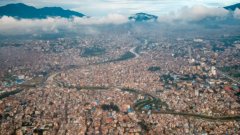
[0,0,239,16]
[0,0,240,35]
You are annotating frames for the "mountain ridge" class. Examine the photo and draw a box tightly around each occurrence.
[0,3,239,21]
[224,3,240,11]
[128,12,158,22]
[0,3,85,19]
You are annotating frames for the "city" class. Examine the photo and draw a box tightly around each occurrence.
[0,1,240,135]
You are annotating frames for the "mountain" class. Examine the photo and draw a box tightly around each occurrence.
[224,3,240,11]
[129,13,158,22]
[0,3,85,19]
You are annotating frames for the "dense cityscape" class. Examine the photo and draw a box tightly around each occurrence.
[0,27,240,134]
[0,1,240,135]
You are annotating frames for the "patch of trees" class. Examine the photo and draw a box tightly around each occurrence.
[3,73,16,82]
[219,65,240,78]
[148,66,161,72]
[138,121,149,132]
[220,65,240,72]
[115,51,135,61]
[101,102,120,112]
[220,36,240,47]
[121,88,138,93]
[0,89,23,100]
[81,46,106,57]
[232,73,240,78]
[33,129,45,135]
[105,51,135,63]
[160,74,174,83]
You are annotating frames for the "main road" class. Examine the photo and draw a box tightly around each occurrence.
[129,47,140,58]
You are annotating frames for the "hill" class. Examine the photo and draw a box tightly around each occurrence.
[224,3,240,11]
[0,3,85,19]
[128,13,158,22]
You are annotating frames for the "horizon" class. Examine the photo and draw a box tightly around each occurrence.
[0,0,239,16]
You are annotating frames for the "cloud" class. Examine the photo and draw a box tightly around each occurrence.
[234,8,240,19]
[0,5,238,36]
[1,0,240,16]
[0,16,67,35]
[159,5,229,22]
[73,14,128,25]
[0,14,128,35]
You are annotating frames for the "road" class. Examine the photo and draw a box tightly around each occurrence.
[12,46,240,122]
[41,46,141,87]
[46,72,58,84]
[129,47,140,58]
[57,84,240,122]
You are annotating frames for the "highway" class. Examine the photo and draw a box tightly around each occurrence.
[129,47,140,58]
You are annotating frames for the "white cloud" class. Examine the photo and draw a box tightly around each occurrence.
[0,16,68,35]
[0,5,238,35]
[159,5,229,22]
[0,14,128,35]
[73,14,128,25]
[234,8,240,19]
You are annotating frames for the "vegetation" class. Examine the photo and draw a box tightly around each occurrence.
[101,51,136,64]
[160,74,174,83]
[33,129,45,135]
[220,65,240,72]
[180,74,197,81]
[232,73,240,78]
[0,43,22,48]
[209,36,240,52]
[121,88,138,93]
[220,36,240,47]
[148,66,161,72]
[0,89,23,100]
[138,121,149,132]
[219,65,240,78]
[235,92,240,97]
[114,51,135,61]
[101,102,120,112]
[212,44,224,52]
[135,46,141,54]
[3,73,17,82]
[81,46,106,57]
